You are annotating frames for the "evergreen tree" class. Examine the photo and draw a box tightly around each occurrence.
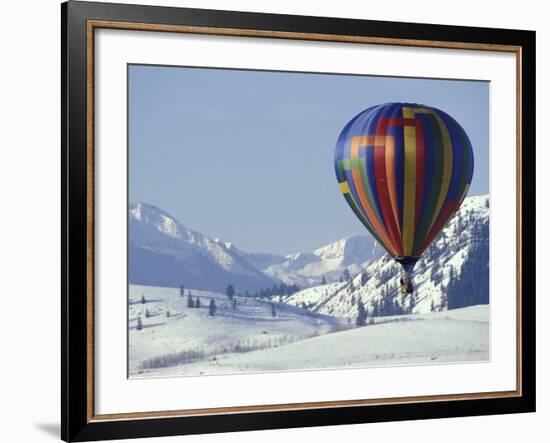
[440,292,448,311]
[361,271,369,286]
[180,285,184,297]
[232,299,237,310]
[141,295,146,304]
[195,297,201,308]
[166,309,171,318]
[356,298,367,326]
[187,293,194,308]
[145,308,150,318]
[271,303,277,317]
[430,265,438,282]
[343,268,351,281]
[445,221,489,309]
[321,275,327,285]
[136,316,143,331]
[226,284,235,300]
[208,298,216,316]
[371,300,379,317]
[409,293,416,314]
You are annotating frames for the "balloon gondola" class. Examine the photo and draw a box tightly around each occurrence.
[334,103,474,293]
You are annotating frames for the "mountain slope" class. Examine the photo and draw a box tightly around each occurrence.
[142,304,488,376]
[260,235,383,287]
[284,195,490,319]
[129,203,277,292]
[129,284,347,376]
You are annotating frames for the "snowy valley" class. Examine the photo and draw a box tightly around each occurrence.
[128,195,490,377]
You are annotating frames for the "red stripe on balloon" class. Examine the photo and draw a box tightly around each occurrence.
[418,201,460,255]
[415,119,426,230]
[374,118,404,256]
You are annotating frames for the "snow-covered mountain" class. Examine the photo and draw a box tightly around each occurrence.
[129,203,277,292]
[284,195,490,319]
[247,235,383,287]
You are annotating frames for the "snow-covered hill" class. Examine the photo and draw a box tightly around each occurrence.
[129,203,277,292]
[260,235,383,287]
[138,304,488,377]
[129,284,348,377]
[285,195,490,319]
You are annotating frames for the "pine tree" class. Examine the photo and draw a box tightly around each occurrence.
[356,298,367,326]
[208,298,216,316]
[195,297,201,308]
[136,316,143,331]
[141,295,146,304]
[180,285,184,296]
[226,284,235,300]
[166,309,171,318]
[445,222,489,310]
[430,264,438,282]
[343,268,351,281]
[145,308,150,318]
[187,293,194,308]
[321,275,327,285]
[361,271,369,286]
[409,293,416,314]
[371,300,379,317]
[271,303,277,317]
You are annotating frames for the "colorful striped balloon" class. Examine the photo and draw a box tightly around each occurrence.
[334,102,474,274]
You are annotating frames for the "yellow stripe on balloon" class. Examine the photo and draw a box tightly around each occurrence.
[339,181,351,194]
[402,123,417,256]
[384,135,401,236]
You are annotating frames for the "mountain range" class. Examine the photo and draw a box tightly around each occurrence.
[129,195,489,314]
[129,202,381,292]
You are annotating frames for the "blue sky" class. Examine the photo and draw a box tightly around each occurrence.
[129,65,489,255]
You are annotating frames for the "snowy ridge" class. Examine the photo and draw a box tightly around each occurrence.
[129,203,277,292]
[261,235,383,287]
[285,195,490,319]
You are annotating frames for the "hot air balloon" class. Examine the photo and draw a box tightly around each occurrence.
[334,103,474,293]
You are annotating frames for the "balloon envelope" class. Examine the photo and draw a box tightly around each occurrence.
[334,103,474,269]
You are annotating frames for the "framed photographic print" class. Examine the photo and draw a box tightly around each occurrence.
[61,1,536,441]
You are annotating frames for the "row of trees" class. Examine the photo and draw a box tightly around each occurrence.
[251,282,300,299]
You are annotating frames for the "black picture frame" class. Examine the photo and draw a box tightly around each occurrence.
[62,1,536,441]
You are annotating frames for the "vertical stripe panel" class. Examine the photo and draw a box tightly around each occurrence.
[402,120,417,256]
